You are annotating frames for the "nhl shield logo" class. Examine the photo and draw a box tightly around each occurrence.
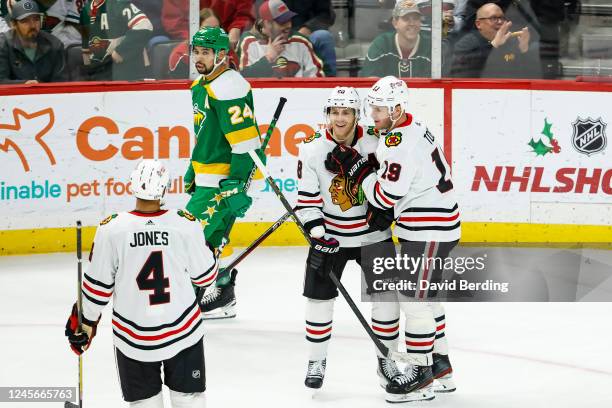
[571,117,607,156]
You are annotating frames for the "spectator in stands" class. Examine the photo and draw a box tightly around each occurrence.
[133,0,170,51]
[360,0,432,78]
[0,0,65,83]
[82,0,153,81]
[238,0,325,78]
[162,0,254,51]
[450,3,538,78]
[36,0,82,47]
[1,1,10,33]
[167,7,239,78]
[416,0,456,36]
[268,0,337,76]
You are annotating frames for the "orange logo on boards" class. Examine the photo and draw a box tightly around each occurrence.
[2,106,318,173]
[0,108,56,172]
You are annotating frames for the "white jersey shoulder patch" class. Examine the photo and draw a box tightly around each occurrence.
[210,70,250,101]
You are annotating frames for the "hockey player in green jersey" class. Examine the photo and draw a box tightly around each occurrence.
[186,26,265,319]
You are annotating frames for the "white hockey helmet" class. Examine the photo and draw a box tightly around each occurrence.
[130,159,171,201]
[365,76,409,114]
[324,86,361,119]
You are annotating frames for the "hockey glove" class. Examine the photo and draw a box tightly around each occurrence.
[219,179,252,218]
[307,236,340,278]
[184,165,195,195]
[325,145,374,185]
[304,218,325,239]
[366,203,395,231]
[65,303,100,356]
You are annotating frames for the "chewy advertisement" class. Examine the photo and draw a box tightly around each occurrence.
[453,89,612,226]
[0,86,443,232]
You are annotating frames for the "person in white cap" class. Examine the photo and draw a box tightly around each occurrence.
[238,0,325,78]
[361,0,432,78]
[0,0,65,83]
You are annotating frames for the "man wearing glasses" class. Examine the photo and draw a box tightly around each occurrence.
[450,2,538,78]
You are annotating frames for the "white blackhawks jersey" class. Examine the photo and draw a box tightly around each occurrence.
[81,209,218,362]
[362,115,461,242]
[296,125,392,247]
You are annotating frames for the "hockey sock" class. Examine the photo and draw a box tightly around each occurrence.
[169,390,206,408]
[129,391,163,408]
[370,296,400,358]
[430,302,449,355]
[216,245,236,287]
[305,298,334,361]
[215,268,232,287]
[399,299,435,364]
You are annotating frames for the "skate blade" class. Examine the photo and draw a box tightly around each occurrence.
[305,387,322,399]
[202,301,237,320]
[432,377,456,393]
[385,388,435,404]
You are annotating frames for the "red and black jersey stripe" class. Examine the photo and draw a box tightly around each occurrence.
[191,261,218,288]
[82,273,114,306]
[396,204,461,232]
[372,181,403,209]
[323,212,369,237]
[111,300,202,351]
[296,190,323,210]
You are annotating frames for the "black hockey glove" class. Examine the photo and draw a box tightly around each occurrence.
[325,145,374,185]
[366,203,395,231]
[307,236,340,278]
[65,303,100,355]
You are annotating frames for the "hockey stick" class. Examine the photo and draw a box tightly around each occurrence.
[223,210,292,272]
[65,221,83,408]
[247,152,426,365]
[196,97,287,304]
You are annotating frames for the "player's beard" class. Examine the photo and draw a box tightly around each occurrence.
[195,62,212,75]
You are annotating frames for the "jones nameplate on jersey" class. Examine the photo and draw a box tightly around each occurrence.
[129,231,169,247]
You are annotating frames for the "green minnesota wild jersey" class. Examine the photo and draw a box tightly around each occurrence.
[85,0,152,63]
[189,68,262,188]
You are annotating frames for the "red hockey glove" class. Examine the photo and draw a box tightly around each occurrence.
[65,303,100,355]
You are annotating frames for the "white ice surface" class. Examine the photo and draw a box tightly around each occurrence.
[1,248,612,408]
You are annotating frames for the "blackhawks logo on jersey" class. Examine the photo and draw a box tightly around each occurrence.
[178,209,196,221]
[329,174,365,212]
[303,132,322,144]
[100,213,118,225]
[385,132,402,147]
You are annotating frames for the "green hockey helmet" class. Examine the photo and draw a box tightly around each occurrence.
[191,26,230,52]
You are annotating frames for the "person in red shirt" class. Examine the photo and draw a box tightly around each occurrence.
[167,7,239,78]
[162,0,254,50]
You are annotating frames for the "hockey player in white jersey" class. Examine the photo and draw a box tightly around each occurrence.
[325,76,459,398]
[65,160,218,408]
[296,87,433,403]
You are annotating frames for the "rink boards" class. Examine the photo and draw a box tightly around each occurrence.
[0,79,610,254]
